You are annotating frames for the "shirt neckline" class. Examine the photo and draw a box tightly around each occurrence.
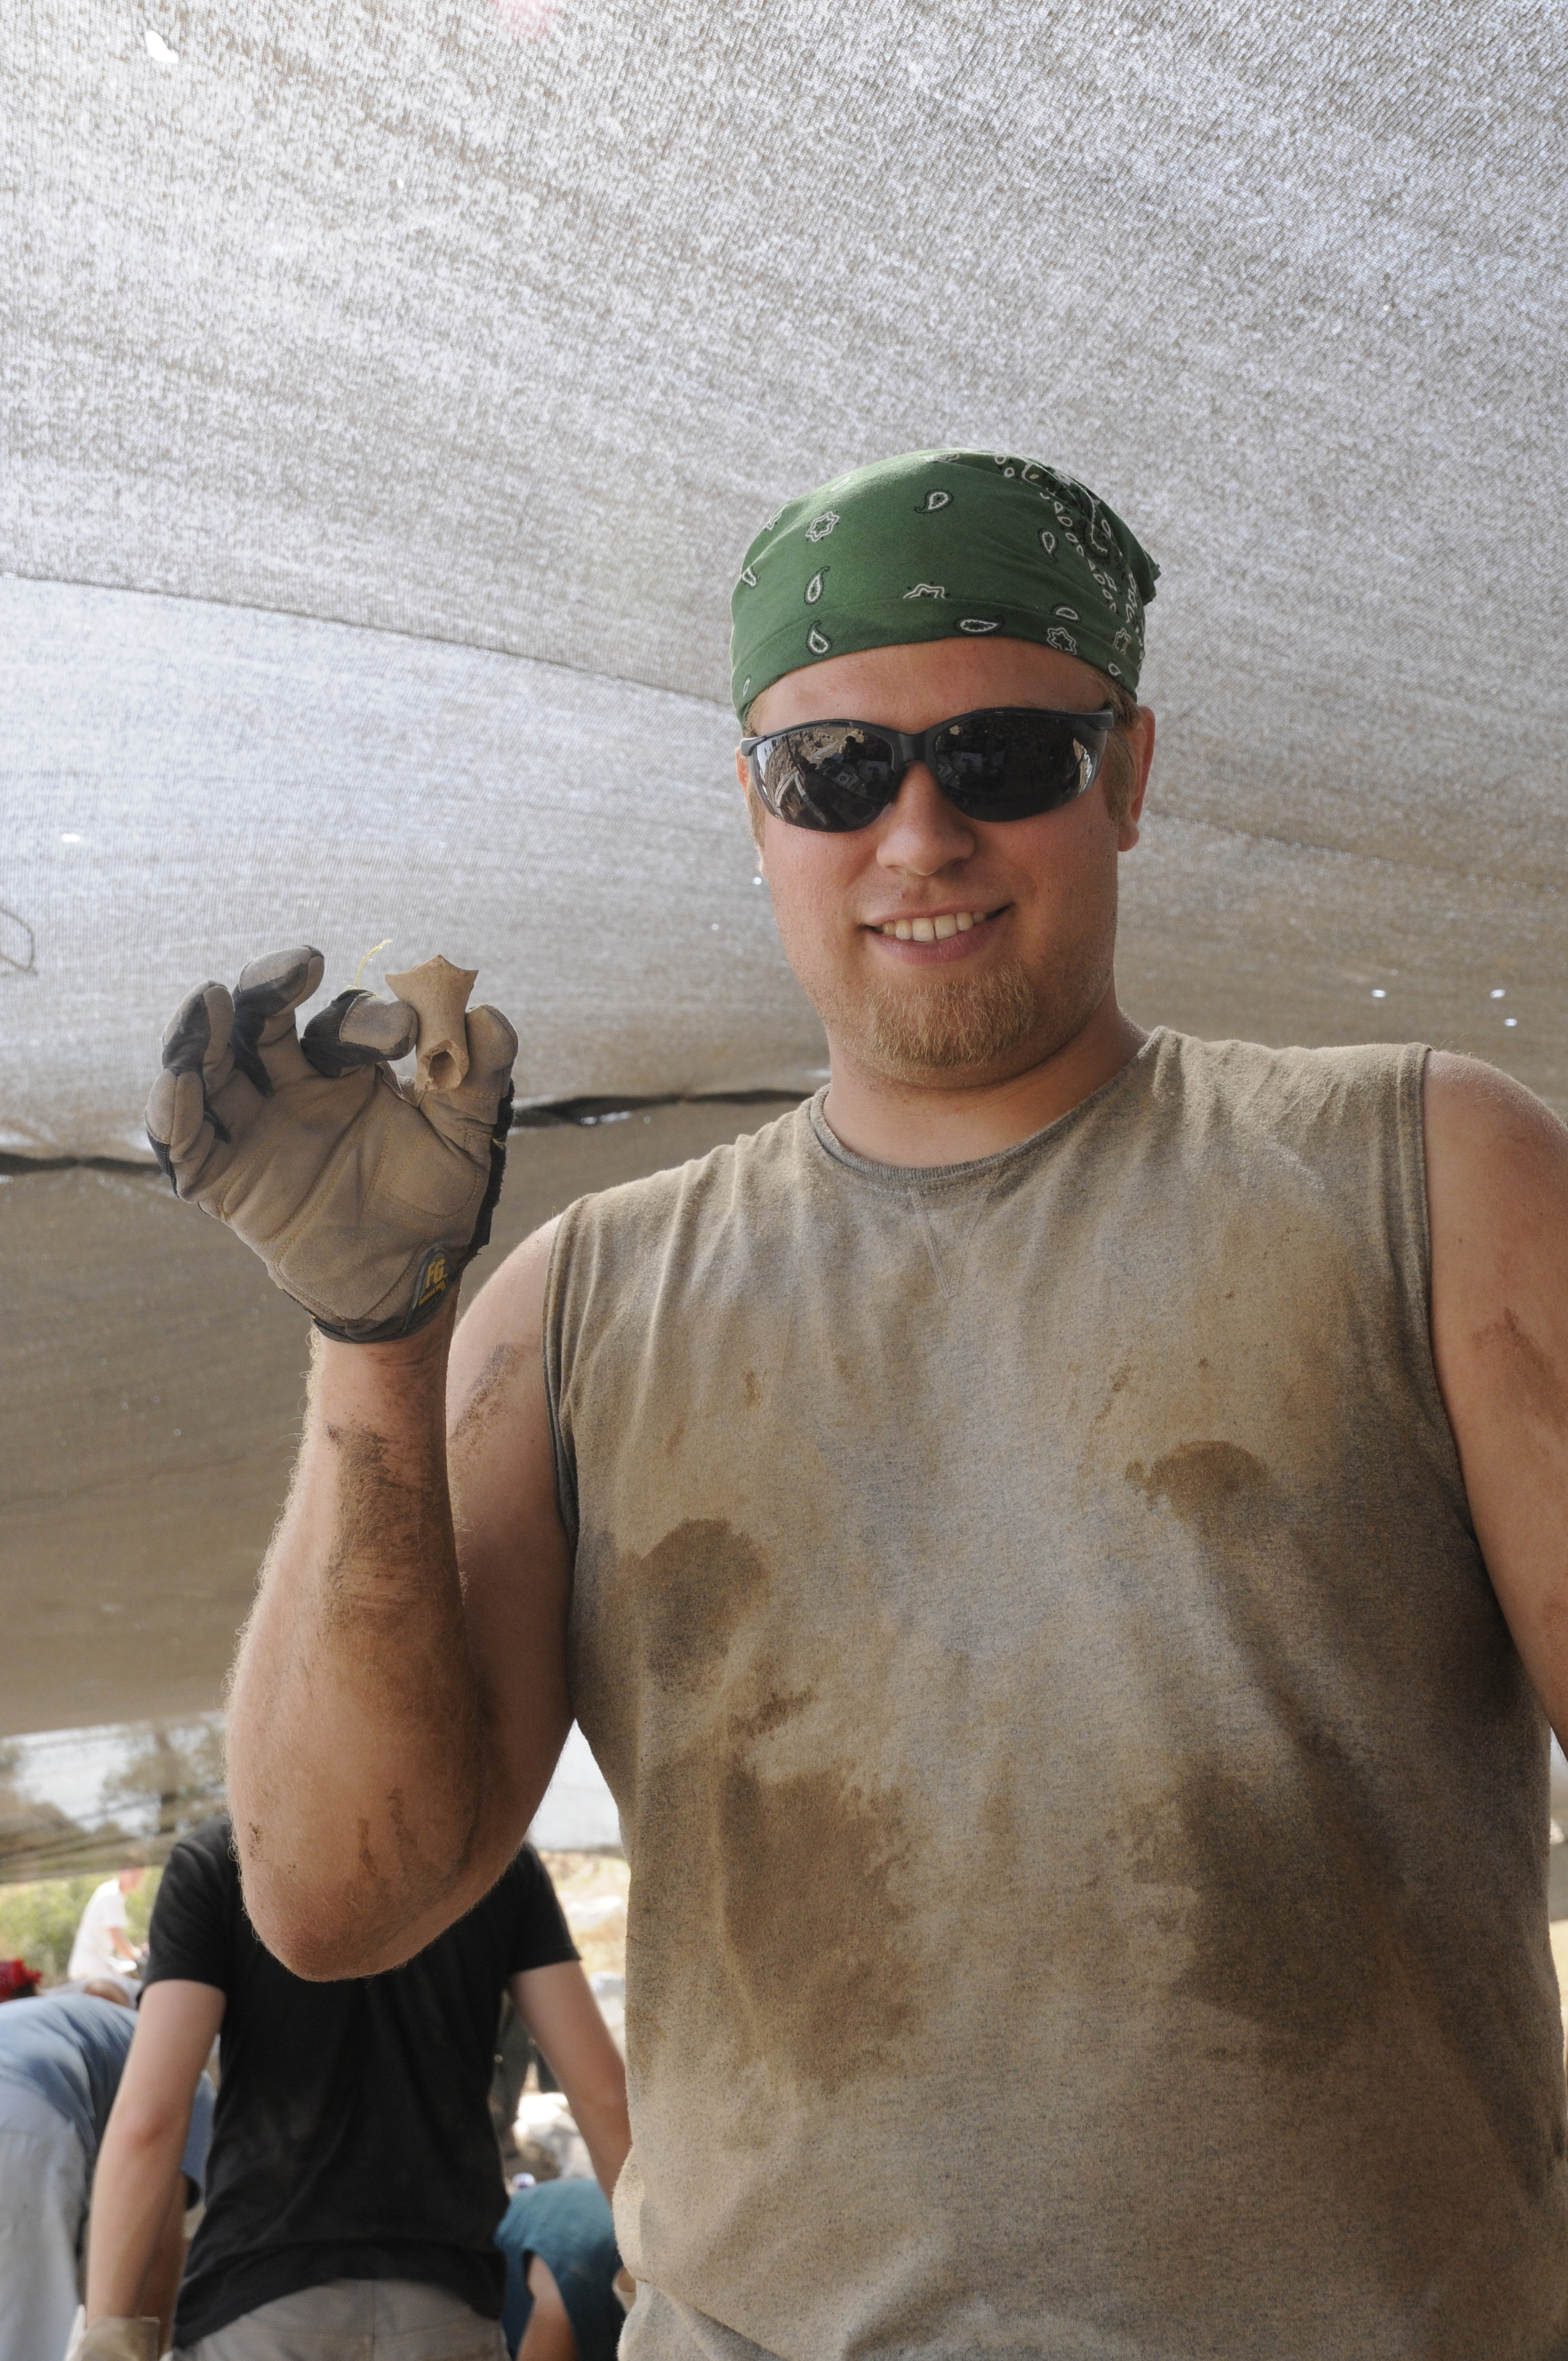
[804,1027,1167,1195]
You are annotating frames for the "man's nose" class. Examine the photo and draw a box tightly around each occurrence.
[874,763,976,877]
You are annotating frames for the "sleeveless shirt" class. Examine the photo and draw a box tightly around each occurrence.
[542,1030,1568,2360]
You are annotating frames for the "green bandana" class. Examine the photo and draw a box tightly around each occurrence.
[730,448,1158,720]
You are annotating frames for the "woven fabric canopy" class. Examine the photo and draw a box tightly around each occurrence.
[3,0,1564,1160]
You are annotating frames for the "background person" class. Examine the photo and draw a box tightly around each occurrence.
[497,2177,627,2361]
[0,1981,211,2361]
[84,1815,630,2360]
[67,1860,148,1983]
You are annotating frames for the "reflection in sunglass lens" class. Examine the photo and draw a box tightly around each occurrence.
[759,725,899,831]
[931,714,1095,817]
[753,709,1109,833]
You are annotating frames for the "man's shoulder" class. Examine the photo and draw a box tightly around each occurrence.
[150,1817,241,1943]
[1146,1028,1423,1130]
[1153,1026,1419,1085]
[456,1838,545,1925]
[437,1840,571,1959]
[166,1815,239,1886]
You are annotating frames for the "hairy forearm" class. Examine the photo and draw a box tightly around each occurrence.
[227,1303,501,1975]
[85,2111,184,2321]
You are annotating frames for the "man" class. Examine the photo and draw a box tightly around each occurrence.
[148,448,1568,2355]
[0,1980,211,2361]
[66,1859,146,1982]
[81,1815,629,2359]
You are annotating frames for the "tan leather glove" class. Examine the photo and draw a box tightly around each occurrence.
[145,947,517,1343]
[63,2310,160,2361]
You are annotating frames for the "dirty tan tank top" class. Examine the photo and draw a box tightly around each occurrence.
[543,1030,1568,2360]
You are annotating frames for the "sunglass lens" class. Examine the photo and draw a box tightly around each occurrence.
[931,714,1098,818]
[758,726,900,831]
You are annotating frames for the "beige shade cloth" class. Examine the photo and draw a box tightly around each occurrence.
[2,0,1565,1156]
[0,581,823,1158]
[0,1102,784,1750]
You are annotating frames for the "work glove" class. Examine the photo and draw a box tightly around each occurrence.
[146,947,517,1343]
[63,2311,159,2361]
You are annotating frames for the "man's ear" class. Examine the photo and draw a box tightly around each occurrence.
[1118,705,1155,852]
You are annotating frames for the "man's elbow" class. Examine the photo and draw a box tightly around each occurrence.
[239,1862,466,1983]
[111,2097,194,2159]
[246,1895,399,1983]
[570,2073,632,2150]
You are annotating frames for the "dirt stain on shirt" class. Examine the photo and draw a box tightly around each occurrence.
[715,1755,918,2094]
[1125,1437,1564,2207]
[581,1516,924,2101]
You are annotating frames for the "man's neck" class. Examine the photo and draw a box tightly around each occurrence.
[820,988,1147,1168]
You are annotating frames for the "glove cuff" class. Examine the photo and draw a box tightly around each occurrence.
[313,1243,462,1346]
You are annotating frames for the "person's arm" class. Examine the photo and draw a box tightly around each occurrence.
[509,1961,632,2199]
[226,1221,575,1978]
[134,2175,193,2354]
[519,2254,579,2361]
[85,1982,225,2330]
[1425,1052,1568,1735]
[107,1915,140,1971]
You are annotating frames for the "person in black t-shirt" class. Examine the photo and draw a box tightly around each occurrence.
[81,1816,630,2359]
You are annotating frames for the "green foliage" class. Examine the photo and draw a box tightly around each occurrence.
[0,1868,163,1984]
[0,1875,100,1983]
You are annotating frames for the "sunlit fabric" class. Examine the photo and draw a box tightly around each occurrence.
[1,0,1563,1158]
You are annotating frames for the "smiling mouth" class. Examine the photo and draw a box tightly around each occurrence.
[870,906,1004,943]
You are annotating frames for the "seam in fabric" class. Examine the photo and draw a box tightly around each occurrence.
[910,1191,952,1299]
[540,1208,582,1559]
[1400,1040,1474,1537]
[0,568,735,719]
[910,1171,1007,1299]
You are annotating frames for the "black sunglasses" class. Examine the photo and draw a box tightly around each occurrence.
[740,705,1117,834]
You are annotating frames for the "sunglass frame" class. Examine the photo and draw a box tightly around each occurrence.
[739,704,1118,830]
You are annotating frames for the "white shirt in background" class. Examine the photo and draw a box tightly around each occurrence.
[65,1880,130,1980]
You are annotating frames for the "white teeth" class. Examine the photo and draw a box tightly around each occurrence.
[879,911,984,940]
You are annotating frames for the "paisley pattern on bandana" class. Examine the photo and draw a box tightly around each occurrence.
[730,447,1158,717]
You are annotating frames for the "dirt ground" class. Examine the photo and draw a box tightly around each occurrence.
[0,1098,798,1738]
[539,1850,629,1983]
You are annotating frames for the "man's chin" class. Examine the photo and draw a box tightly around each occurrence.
[823,960,1052,1084]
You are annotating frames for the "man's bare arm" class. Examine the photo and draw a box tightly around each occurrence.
[86,1981,224,2330]
[510,1960,632,2199]
[226,1220,573,1977]
[1426,1052,1568,1737]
